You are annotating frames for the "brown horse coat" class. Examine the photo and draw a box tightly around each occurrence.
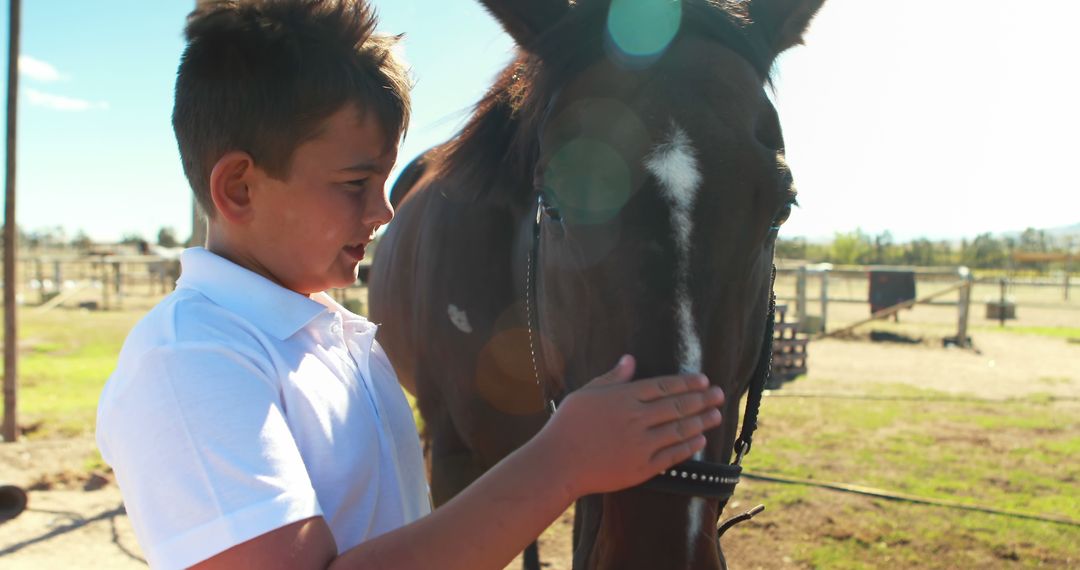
[370,1,825,568]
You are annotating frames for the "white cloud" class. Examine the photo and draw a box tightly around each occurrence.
[25,88,108,112]
[18,55,64,82]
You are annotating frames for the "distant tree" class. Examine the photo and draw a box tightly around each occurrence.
[775,237,807,260]
[30,226,67,250]
[1015,228,1057,271]
[157,226,179,248]
[870,231,907,265]
[1018,227,1053,253]
[902,238,939,266]
[71,230,93,252]
[121,232,150,254]
[120,232,144,245]
[829,229,873,265]
[962,233,1007,268]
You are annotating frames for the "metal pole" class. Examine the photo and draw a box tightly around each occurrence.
[2,0,22,443]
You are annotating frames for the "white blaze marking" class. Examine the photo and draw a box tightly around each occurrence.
[644,124,702,376]
[447,304,473,334]
[644,123,705,564]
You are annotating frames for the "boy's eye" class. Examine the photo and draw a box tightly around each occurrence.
[343,179,368,191]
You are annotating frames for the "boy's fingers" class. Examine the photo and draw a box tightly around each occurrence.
[585,355,635,388]
[639,387,724,426]
[649,435,707,473]
[648,408,723,448]
[634,374,712,403]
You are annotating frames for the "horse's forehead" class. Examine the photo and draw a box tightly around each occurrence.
[546,35,767,149]
[660,35,769,123]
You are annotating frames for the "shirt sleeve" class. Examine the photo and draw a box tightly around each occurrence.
[97,342,322,570]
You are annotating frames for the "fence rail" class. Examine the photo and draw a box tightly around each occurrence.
[8,255,1077,320]
[774,263,1077,342]
[10,253,374,312]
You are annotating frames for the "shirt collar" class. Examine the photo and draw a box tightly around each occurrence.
[310,292,379,366]
[176,247,328,340]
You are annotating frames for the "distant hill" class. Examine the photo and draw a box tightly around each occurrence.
[999,223,1080,242]
[1045,223,1080,239]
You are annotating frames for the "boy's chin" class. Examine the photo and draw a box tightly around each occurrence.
[326,266,362,290]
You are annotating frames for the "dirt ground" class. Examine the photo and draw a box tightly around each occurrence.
[1,316,1077,568]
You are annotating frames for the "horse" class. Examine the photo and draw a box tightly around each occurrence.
[369,1,824,568]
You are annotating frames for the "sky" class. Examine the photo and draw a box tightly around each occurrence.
[0,0,1077,244]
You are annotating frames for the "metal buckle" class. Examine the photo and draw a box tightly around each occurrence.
[734,440,750,466]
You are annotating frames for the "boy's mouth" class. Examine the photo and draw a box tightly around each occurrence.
[343,242,366,261]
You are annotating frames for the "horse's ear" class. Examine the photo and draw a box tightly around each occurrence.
[478,0,570,49]
[748,0,826,57]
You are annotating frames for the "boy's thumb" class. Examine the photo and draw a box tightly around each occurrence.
[588,354,635,387]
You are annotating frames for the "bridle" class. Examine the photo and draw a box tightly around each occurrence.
[525,191,778,538]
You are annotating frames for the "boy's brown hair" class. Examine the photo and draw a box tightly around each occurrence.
[173,0,411,217]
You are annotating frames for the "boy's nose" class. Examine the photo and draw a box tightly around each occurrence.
[362,187,394,226]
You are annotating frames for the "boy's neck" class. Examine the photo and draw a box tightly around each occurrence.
[205,224,295,295]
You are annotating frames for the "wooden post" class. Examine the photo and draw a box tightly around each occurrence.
[819,268,829,333]
[2,0,21,443]
[112,262,122,310]
[1066,254,1072,302]
[34,258,43,304]
[100,261,110,311]
[795,266,807,327]
[956,267,972,348]
[998,278,1007,328]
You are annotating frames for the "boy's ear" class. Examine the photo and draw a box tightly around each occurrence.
[208,151,257,224]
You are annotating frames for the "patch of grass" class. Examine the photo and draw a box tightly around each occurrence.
[83,448,108,473]
[1036,376,1074,386]
[736,482,1078,569]
[755,483,809,508]
[2,308,143,439]
[978,325,1080,339]
[744,385,1079,566]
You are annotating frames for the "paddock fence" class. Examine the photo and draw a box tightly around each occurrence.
[774,261,1078,343]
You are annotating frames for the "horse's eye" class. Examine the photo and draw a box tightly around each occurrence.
[770,200,796,231]
[539,187,563,222]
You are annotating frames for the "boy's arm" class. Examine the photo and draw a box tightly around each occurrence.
[193,356,723,570]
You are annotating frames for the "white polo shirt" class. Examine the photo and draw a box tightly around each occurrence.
[96,247,430,569]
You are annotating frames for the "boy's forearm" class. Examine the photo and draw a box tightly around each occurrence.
[332,433,574,570]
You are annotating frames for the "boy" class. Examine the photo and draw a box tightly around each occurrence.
[96,1,725,568]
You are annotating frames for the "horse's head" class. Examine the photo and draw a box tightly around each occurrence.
[474,0,823,567]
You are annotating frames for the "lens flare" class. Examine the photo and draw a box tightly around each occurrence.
[544,138,632,225]
[606,0,681,63]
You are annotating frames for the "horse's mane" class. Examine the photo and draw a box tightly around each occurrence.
[437,0,774,206]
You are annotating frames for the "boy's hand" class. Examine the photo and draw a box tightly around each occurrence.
[534,355,725,500]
